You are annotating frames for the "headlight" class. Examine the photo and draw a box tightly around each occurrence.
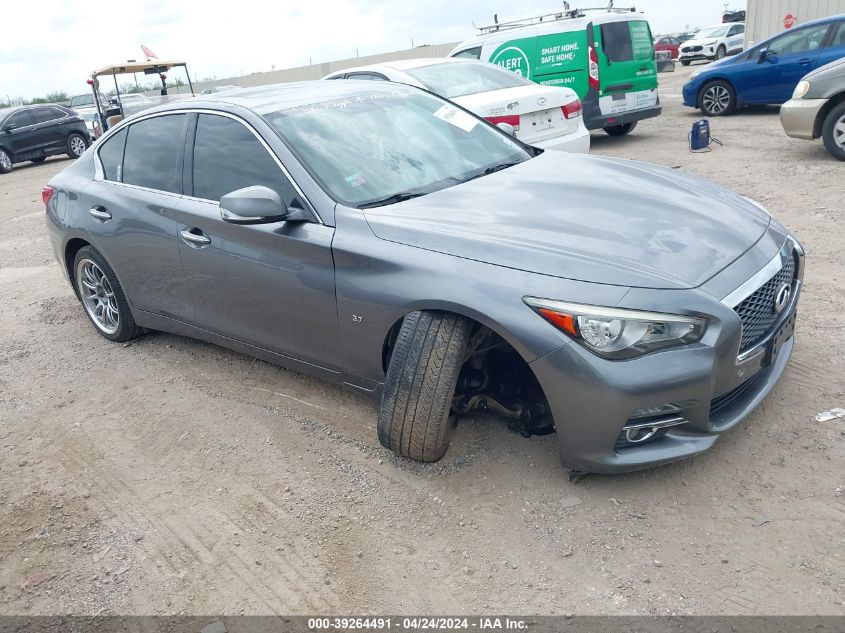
[523,298,707,360]
[792,80,811,99]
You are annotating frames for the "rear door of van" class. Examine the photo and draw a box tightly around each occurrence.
[594,19,658,118]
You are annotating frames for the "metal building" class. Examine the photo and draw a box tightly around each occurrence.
[745,0,845,47]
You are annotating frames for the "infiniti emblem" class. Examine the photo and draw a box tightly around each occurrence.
[773,282,792,314]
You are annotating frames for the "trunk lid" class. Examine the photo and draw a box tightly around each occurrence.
[454,84,581,144]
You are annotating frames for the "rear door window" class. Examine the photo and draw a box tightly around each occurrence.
[122,114,187,194]
[98,128,127,182]
[30,107,61,124]
[601,20,654,61]
[191,113,296,203]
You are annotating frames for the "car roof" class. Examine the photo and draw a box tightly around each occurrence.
[326,57,476,77]
[154,80,425,116]
[796,12,845,27]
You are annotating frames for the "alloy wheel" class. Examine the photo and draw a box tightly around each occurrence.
[834,115,845,150]
[76,259,120,334]
[70,136,86,157]
[703,85,730,114]
[0,150,11,170]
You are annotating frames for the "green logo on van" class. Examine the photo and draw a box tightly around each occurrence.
[491,46,531,77]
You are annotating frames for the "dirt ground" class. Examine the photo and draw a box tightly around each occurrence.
[1,64,843,616]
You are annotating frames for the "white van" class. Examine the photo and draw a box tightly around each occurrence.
[449,8,662,136]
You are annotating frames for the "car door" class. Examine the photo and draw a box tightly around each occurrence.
[175,112,339,368]
[28,107,66,153]
[81,113,194,320]
[744,23,833,103]
[1,109,37,157]
[816,20,845,68]
[726,24,744,53]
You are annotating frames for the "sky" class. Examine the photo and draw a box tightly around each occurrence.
[2,0,746,100]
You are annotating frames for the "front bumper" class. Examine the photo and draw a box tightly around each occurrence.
[780,98,827,140]
[528,237,804,474]
[529,124,591,154]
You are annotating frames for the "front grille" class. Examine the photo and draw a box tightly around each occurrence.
[682,45,703,53]
[733,254,796,353]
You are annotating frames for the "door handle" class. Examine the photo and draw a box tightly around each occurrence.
[798,58,813,66]
[180,228,211,247]
[89,206,111,221]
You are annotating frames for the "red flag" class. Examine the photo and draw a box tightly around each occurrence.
[140,45,158,60]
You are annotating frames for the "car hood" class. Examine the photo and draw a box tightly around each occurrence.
[362,152,771,290]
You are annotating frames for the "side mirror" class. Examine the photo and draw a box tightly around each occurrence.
[219,185,307,224]
[758,48,771,63]
[3,123,18,132]
[496,122,516,137]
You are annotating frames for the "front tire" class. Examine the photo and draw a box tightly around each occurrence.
[73,246,142,342]
[378,311,472,463]
[603,121,638,136]
[66,133,88,159]
[700,80,736,116]
[821,101,845,161]
[0,148,13,174]
[716,45,726,60]
[680,60,691,66]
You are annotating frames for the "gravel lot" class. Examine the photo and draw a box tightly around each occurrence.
[1,65,843,616]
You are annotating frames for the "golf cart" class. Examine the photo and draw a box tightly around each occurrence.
[87,59,196,133]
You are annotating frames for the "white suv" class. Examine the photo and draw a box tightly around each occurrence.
[679,23,745,65]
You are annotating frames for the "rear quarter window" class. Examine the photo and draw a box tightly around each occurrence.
[98,128,127,182]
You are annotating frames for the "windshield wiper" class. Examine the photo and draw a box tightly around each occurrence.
[460,160,523,184]
[357,192,427,209]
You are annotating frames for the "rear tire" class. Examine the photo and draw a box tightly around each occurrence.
[0,148,13,174]
[66,133,88,159]
[820,101,845,161]
[30,156,47,164]
[378,311,472,463]
[73,246,143,343]
[603,121,638,136]
[699,79,736,116]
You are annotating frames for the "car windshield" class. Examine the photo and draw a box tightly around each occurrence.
[404,61,532,99]
[696,26,729,38]
[70,94,95,107]
[264,89,532,207]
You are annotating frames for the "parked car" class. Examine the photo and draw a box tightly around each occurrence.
[654,35,682,59]
[70,92,106,139]
[679,22,745,65]
[323,58,589,153]
[780,56,845,160]
[43,81,804,474]
[448,9,661,136]
[683,15,845,116]
[0,105,89,173]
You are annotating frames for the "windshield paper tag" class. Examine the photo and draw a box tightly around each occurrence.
[345,173,366,187]
[433,105,478,132]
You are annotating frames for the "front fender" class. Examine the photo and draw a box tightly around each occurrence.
[331,205,630,388]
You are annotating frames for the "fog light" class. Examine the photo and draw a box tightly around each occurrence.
[630,403,683,419]
[625,426,659,443]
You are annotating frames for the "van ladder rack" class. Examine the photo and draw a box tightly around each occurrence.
[473,2,636,33]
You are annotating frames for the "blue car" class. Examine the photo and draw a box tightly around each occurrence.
[683,14,845,116]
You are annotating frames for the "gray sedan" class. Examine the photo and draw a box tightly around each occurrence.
[43,81,804,474]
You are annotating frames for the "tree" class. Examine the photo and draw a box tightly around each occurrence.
[45,91,69,103]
